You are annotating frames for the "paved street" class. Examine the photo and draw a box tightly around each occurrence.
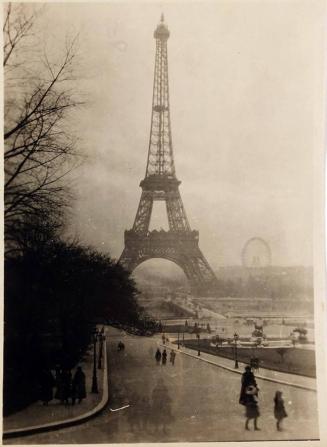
[6,326,319,444]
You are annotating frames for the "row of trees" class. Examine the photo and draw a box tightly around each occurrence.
[3,4,147,415]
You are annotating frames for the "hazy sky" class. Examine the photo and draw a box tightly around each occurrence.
[35,1,324,268]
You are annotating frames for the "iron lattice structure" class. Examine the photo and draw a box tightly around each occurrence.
[120,15,218,296]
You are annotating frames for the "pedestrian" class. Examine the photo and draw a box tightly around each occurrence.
[39,368,55,406]
[140,396,152,431]
[162,334,166,345]
[128,392,141,431]
[118,341,125,351]
[169,350,176,366]
[274,391,288,431]
[151,378,172,434]
[244,385,260,431]
[72,366,86,405]
[239,365,258,405]
[54,367,64,403]
[155,348,162,364]
[162,349,167,365]
[61,369,72,405]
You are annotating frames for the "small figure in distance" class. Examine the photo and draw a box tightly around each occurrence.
[169,349,176,366]
[274,391,288,431]
[118,341,125,352]
[162,349,167,365]
[155,348,162,365]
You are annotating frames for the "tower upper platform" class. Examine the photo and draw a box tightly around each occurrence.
[154,14,170,40]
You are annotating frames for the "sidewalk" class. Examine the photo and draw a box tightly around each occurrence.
[3,337,109,439]
[159,338,316,392]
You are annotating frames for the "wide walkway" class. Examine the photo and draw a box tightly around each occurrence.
[6,326,319,444]
[161,334,316,391]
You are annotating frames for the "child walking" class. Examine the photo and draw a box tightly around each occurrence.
[274,391,288,431]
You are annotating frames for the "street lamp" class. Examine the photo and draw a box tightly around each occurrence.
[197,332,200,356]
[177,329,180,349]
[234,332,239,369]
[91,329,99,393]
[98,330,105,369]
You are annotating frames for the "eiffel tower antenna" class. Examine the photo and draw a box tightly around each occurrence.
[119,16,218,296]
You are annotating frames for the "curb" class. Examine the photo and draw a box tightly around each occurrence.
[3,340,109,439]
[160,343,316,392]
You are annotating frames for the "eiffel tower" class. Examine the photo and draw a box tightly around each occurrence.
[120,15,218,296]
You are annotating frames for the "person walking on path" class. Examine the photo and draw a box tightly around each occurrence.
[54,367,64,403]
[61,369,72,405]
[162,349,167,365]
[39,368,55,406]
[162,334,166,345]
[274,391,288,431]
[118,341,125,352]
[244,385,260,431]
[72,366,86,405]
[155,348,162,365]
[239,365,258,405]
[169,350,176,366]
[151,378,172,434]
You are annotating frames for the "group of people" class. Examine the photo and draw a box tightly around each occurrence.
[39,366,86,406]
[155,348,176,366]
[239,366,288,431]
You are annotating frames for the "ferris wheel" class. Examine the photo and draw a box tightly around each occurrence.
[241,237,272,268]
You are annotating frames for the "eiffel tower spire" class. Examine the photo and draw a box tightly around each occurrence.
[145,14,175,177]
[119,16,218,296]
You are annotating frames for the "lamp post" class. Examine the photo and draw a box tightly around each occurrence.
[91,329,99,393]
[177,329,180,349]
[98,331,105,369]
[197,332,200,356]
[234,332,239,369]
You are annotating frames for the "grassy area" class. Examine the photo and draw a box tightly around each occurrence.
[182,340,316,378]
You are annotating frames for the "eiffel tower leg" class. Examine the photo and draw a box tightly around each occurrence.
[166,191,190,231]
[132,191,153,233]
[180,250,217,296]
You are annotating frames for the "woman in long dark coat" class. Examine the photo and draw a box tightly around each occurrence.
[274,391,287,431]
[72,366,86,404]
[244,385,260,430]
[239,366,258,405]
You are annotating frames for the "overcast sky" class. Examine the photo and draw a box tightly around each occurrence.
[36,1,324,269]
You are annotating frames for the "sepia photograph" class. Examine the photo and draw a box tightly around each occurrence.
[3,0,327,445]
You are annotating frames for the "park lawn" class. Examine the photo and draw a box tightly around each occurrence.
[182,340,316,378]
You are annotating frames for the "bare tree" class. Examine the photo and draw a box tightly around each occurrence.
[4,3,82,255]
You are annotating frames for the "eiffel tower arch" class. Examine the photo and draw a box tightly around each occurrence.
[120,15,218,296]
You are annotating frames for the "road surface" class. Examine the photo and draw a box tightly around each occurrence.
[6,326,319,443]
